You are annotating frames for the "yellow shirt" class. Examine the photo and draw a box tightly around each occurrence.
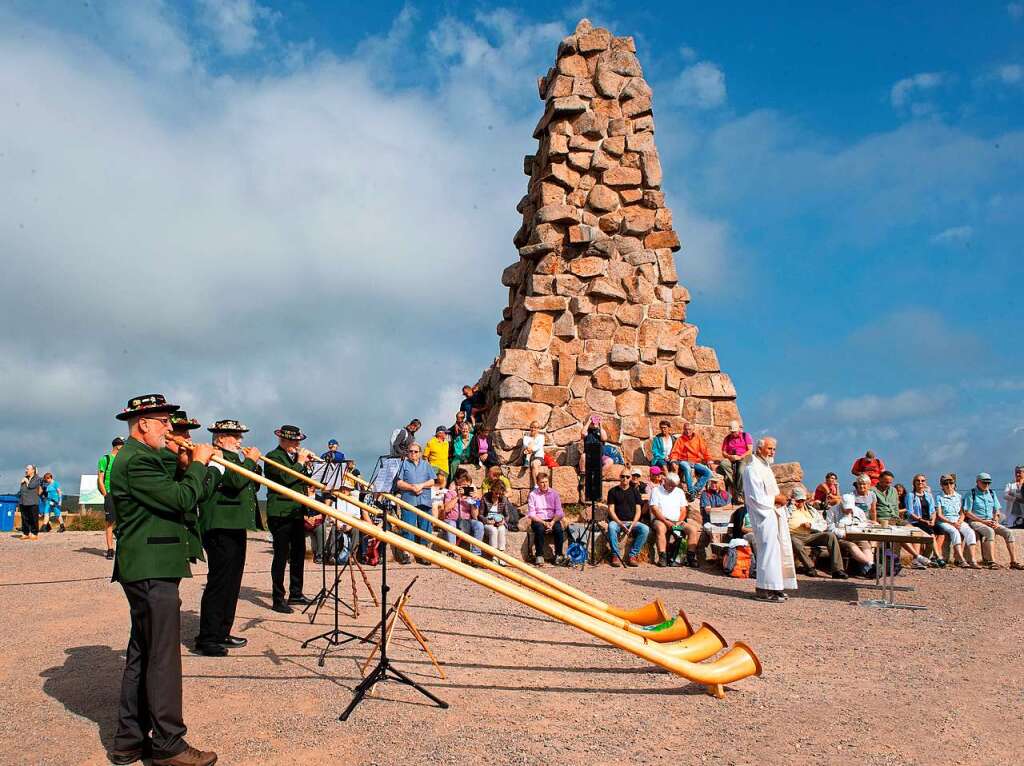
[423,436,449,476]
[788,505,816,533]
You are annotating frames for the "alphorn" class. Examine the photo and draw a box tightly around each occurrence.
[257,451,674,628]
[348,489,722,656]
[344,472,675,628]
[190,447,762,696]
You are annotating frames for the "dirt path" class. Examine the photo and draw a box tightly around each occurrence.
[1,531,1021,765]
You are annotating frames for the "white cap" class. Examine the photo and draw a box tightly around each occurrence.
[841,493,856,511]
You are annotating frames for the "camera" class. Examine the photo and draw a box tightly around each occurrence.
[462,485,475,497]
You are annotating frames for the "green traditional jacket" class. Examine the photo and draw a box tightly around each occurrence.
[263,446,308,519]
[199,450,261,532]
[156,449,219,562]
[110,437,209,582]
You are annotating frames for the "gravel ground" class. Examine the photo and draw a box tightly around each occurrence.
[1,530,1022,766]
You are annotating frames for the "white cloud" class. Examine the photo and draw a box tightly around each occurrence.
[674,61,727,109]
[679,45,698,62]
[197,0,275,56]
[830,387,955,423]
[890,71,944,108]
[804,393,829,411]
[930,225,973,245]
[998,63,1023,84]
[1009,3,1024,21]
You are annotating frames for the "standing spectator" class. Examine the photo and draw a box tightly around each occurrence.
[449,421,473,480]
[667,421,714,500]
[390,419,421,458]
[717,421,752,502]
[460,384,489,424]
[741,437,797,602]
[469,425,499,468]
[430,471,448,520]
[650,420,675,469]
[481,481,515,561]
[649,472,689,567]
[578,417,609,490]
[786,488,848,578]
[1002,466,1024,528]
[905,474,944,567]
[394,443,437,564]
[481,465,511,495]
[964,473,1024,570]
[872,471,901,524]
[423,426,450,477]
[97,437,125,558]
[40,472,63,533]
[443,468,485,555]
[521,421,546,485]
[850,450,885,486]
[936,474,980,568]
[606,472,648,567]
[321,438,346,463]
[18,465,43,540]
[813,472,842,509]
[527,472,565,566]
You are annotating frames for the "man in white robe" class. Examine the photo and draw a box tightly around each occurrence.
[741,436,797,602]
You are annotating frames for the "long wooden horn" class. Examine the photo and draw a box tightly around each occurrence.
[345,471,671,626]
[215,444,683,633]
[356,495,716,656]
[198,450,761,695]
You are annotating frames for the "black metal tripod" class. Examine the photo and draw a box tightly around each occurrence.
[339,499,448,721]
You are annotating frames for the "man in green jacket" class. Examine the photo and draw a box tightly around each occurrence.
[264,424,315,614]
[108,394,217,766]
[165,411,213,568]
[195,419,262,655]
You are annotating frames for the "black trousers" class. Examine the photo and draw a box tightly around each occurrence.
[115,578,187,760]
[19,504,39,535]
[198,528,247,645]
[530,520,564,558]
[267,516,305,603]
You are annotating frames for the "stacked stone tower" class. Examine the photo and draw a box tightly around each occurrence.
[473,20,754,507]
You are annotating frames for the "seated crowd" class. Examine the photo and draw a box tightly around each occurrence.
[376,392,1024,574]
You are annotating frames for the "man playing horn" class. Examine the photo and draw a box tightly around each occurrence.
[108,394,217,766]
[195,420,262,655]
[741,437,797,603]
[264,424,317,613]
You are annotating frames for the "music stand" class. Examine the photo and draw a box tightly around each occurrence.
[339,471,448,721]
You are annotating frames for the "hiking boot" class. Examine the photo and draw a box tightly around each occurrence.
[533,556,544,567]
[554,555,568,567]
[609,557,622,567]
[58,523,66,533]
[656,553,668,567]
[685,553,698,568]
[151,745,218,766]
[625,556,640,567]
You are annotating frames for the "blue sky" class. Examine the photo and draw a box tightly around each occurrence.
[1,0,1021,493]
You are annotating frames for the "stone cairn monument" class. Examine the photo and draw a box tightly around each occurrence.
[473,20,802,509]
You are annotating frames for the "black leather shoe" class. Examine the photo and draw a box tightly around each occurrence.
[271,601,293,614]
[109,747,145,764]
[287,594,312,605]
[194,642,228,657]
[831,570,849,580]
[219,636,247,648]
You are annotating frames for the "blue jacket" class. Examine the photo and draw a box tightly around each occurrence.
[905,490,937,523]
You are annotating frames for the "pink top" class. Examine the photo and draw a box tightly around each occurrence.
[721,432,752,460]
[443,488,477,521]
[527,487,564,522]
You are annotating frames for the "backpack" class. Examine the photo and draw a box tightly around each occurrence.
[729,546,752,578]
[362,538,381,566]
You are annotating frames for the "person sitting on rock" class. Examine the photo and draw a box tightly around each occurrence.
[827,494,891,574]
[442,468,485,557]
[521,421,546,486]
[481,465,511,495]
[667,421,714,500]
[527,471,565,566]
[964,472,1024,570]
[606,472,648,567]
[813,472,842,510]
[650,420,675,469]
[649,472,691,567]
[449,421,473,481]
[481,481,516,562]
[469,425,500,468]
[786,487,848,579]
[717,421,752,503]
[699,475,731,523]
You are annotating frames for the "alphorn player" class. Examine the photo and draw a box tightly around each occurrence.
[108,394,217,766]
[195,419,262,655]
[165,410,210,569]
[264,424,316,614]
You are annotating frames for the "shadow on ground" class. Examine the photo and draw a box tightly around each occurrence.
[40,645,123,750]
[629,577,859,602]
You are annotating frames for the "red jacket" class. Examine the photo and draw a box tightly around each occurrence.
[851,457,885,486]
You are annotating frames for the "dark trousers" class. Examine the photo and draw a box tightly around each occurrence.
[791,530,844,573]
[19,504,39,535]
[530,520,564,559]
[198,528,247,644]
[115,578,187,760]
[268,516,305,603]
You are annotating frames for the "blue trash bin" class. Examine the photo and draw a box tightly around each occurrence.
[0,494,17,532]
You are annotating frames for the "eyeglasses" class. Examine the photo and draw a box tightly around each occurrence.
[143,416,171,426]
[941,480,953,484]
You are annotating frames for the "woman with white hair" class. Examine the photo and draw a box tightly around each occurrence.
[935,474,980,568]
[852,474,877,520]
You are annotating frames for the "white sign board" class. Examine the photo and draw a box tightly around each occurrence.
[79,475,103,506]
